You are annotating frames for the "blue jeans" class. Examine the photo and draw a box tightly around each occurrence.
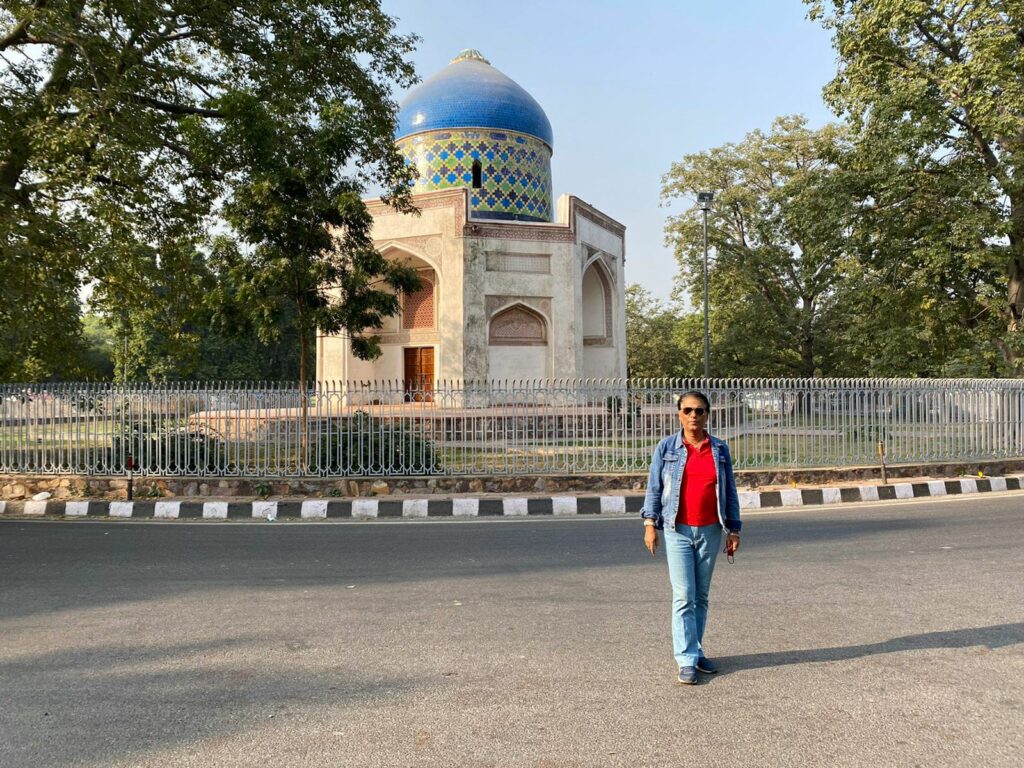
[664,523,723,667]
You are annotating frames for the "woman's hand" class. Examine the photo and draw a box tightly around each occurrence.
[644,526,659,556]
[726,532,740,555]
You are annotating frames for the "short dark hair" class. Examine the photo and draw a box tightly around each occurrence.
[676,390,710,411]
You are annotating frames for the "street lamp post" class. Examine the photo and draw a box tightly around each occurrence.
[697,191,714,380]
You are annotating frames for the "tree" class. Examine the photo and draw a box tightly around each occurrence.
[662,116,860,378]
[89,234,218,381]
[78,312,116,379]
[835,119,1007,376]
[212,95,421,389]
[0,255,85,380]
[625,285,698,379]
[808,0,1024,368]
[203,94,422,463]
[0,0,418,381]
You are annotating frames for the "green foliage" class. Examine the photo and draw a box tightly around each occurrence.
[807,0,1024,370]
[91,240,218,381]
[660,107,1015,378]
[662,116,860,377]
[71,303,308,383]
[318,412,438,475]
[625,285,700,378]
[835,129,1007,376]
[108,416,221,474]
[192,325,307,382]
[0,229,89,381]
[80,247,310,382]
[211,94,422,387]
[0,0,419,382]
[79,313,116,380]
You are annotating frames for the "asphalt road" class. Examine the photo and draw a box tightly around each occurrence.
[1,495,1022,768]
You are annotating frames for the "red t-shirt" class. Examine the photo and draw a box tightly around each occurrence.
[679,435,719,527]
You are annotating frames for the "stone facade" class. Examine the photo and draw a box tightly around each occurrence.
[316,188,628,384]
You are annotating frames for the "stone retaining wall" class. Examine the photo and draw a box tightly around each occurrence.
[4,457,1024,500]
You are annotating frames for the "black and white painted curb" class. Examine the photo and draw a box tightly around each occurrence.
[1,475,1022,520]
[737,475,1023,508]
[0,495,642,520]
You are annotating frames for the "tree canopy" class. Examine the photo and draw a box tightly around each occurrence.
[656,111,1008,380]
[0,0,418,382]
[212,94,421,387]
[808,0,1024,368]
[662,116,859,377]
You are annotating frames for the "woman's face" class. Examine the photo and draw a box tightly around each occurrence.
[677,395,709,433]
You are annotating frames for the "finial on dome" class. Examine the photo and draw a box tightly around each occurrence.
[451,49,490,65]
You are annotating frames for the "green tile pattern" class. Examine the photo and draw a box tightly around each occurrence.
[398,129,552,222]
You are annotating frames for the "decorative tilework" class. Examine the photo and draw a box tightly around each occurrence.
[399,129,552,223]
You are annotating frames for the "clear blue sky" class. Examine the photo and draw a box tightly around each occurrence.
[381,0,838,302]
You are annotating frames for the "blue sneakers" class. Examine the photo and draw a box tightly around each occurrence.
[677,666,698,685]
[696,657,719,674]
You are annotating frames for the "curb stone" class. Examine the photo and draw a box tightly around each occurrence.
[0,475,1022,520]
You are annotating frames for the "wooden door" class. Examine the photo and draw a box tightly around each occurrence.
[403,347,434,402]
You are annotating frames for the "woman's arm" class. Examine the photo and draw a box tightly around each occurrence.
[721,442,742,532]
[641,440,665,555]
[640,439,665,526]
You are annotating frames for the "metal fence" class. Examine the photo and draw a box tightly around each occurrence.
[1,378,1022,477]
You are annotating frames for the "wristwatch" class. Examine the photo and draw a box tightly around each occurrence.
[643,519,656,527]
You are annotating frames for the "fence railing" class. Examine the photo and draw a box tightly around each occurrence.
[1,378,1022,477]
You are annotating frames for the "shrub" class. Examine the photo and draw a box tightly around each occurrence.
[316,411,439,475]
[108,416,221,473]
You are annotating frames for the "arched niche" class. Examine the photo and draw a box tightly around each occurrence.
[581,259,613,345]
[488,303,549,380]
[363,247,438,337]
[488,303,547,346]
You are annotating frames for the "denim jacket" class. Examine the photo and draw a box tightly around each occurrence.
[640,431,742,532]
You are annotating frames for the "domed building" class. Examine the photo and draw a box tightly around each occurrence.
[317,50,627,390]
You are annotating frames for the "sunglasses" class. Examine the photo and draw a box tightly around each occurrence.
[680,407,707,416]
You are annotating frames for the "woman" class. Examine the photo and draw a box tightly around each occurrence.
[641,390,742,685]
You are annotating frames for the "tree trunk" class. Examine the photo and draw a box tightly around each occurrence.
[1002,193,1024,369]
[799,298,816,378]
[799,335,815,378]
[298,324,309,471]
[1008,252,1023,332]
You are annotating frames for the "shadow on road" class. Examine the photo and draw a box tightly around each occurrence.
[0,636,420,768]
[717,622,1024,674]
[0,505,998,622]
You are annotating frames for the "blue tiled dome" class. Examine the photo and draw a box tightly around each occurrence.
[396,50,553,149]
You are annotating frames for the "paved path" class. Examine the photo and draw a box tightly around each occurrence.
[1,495,1022,767]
